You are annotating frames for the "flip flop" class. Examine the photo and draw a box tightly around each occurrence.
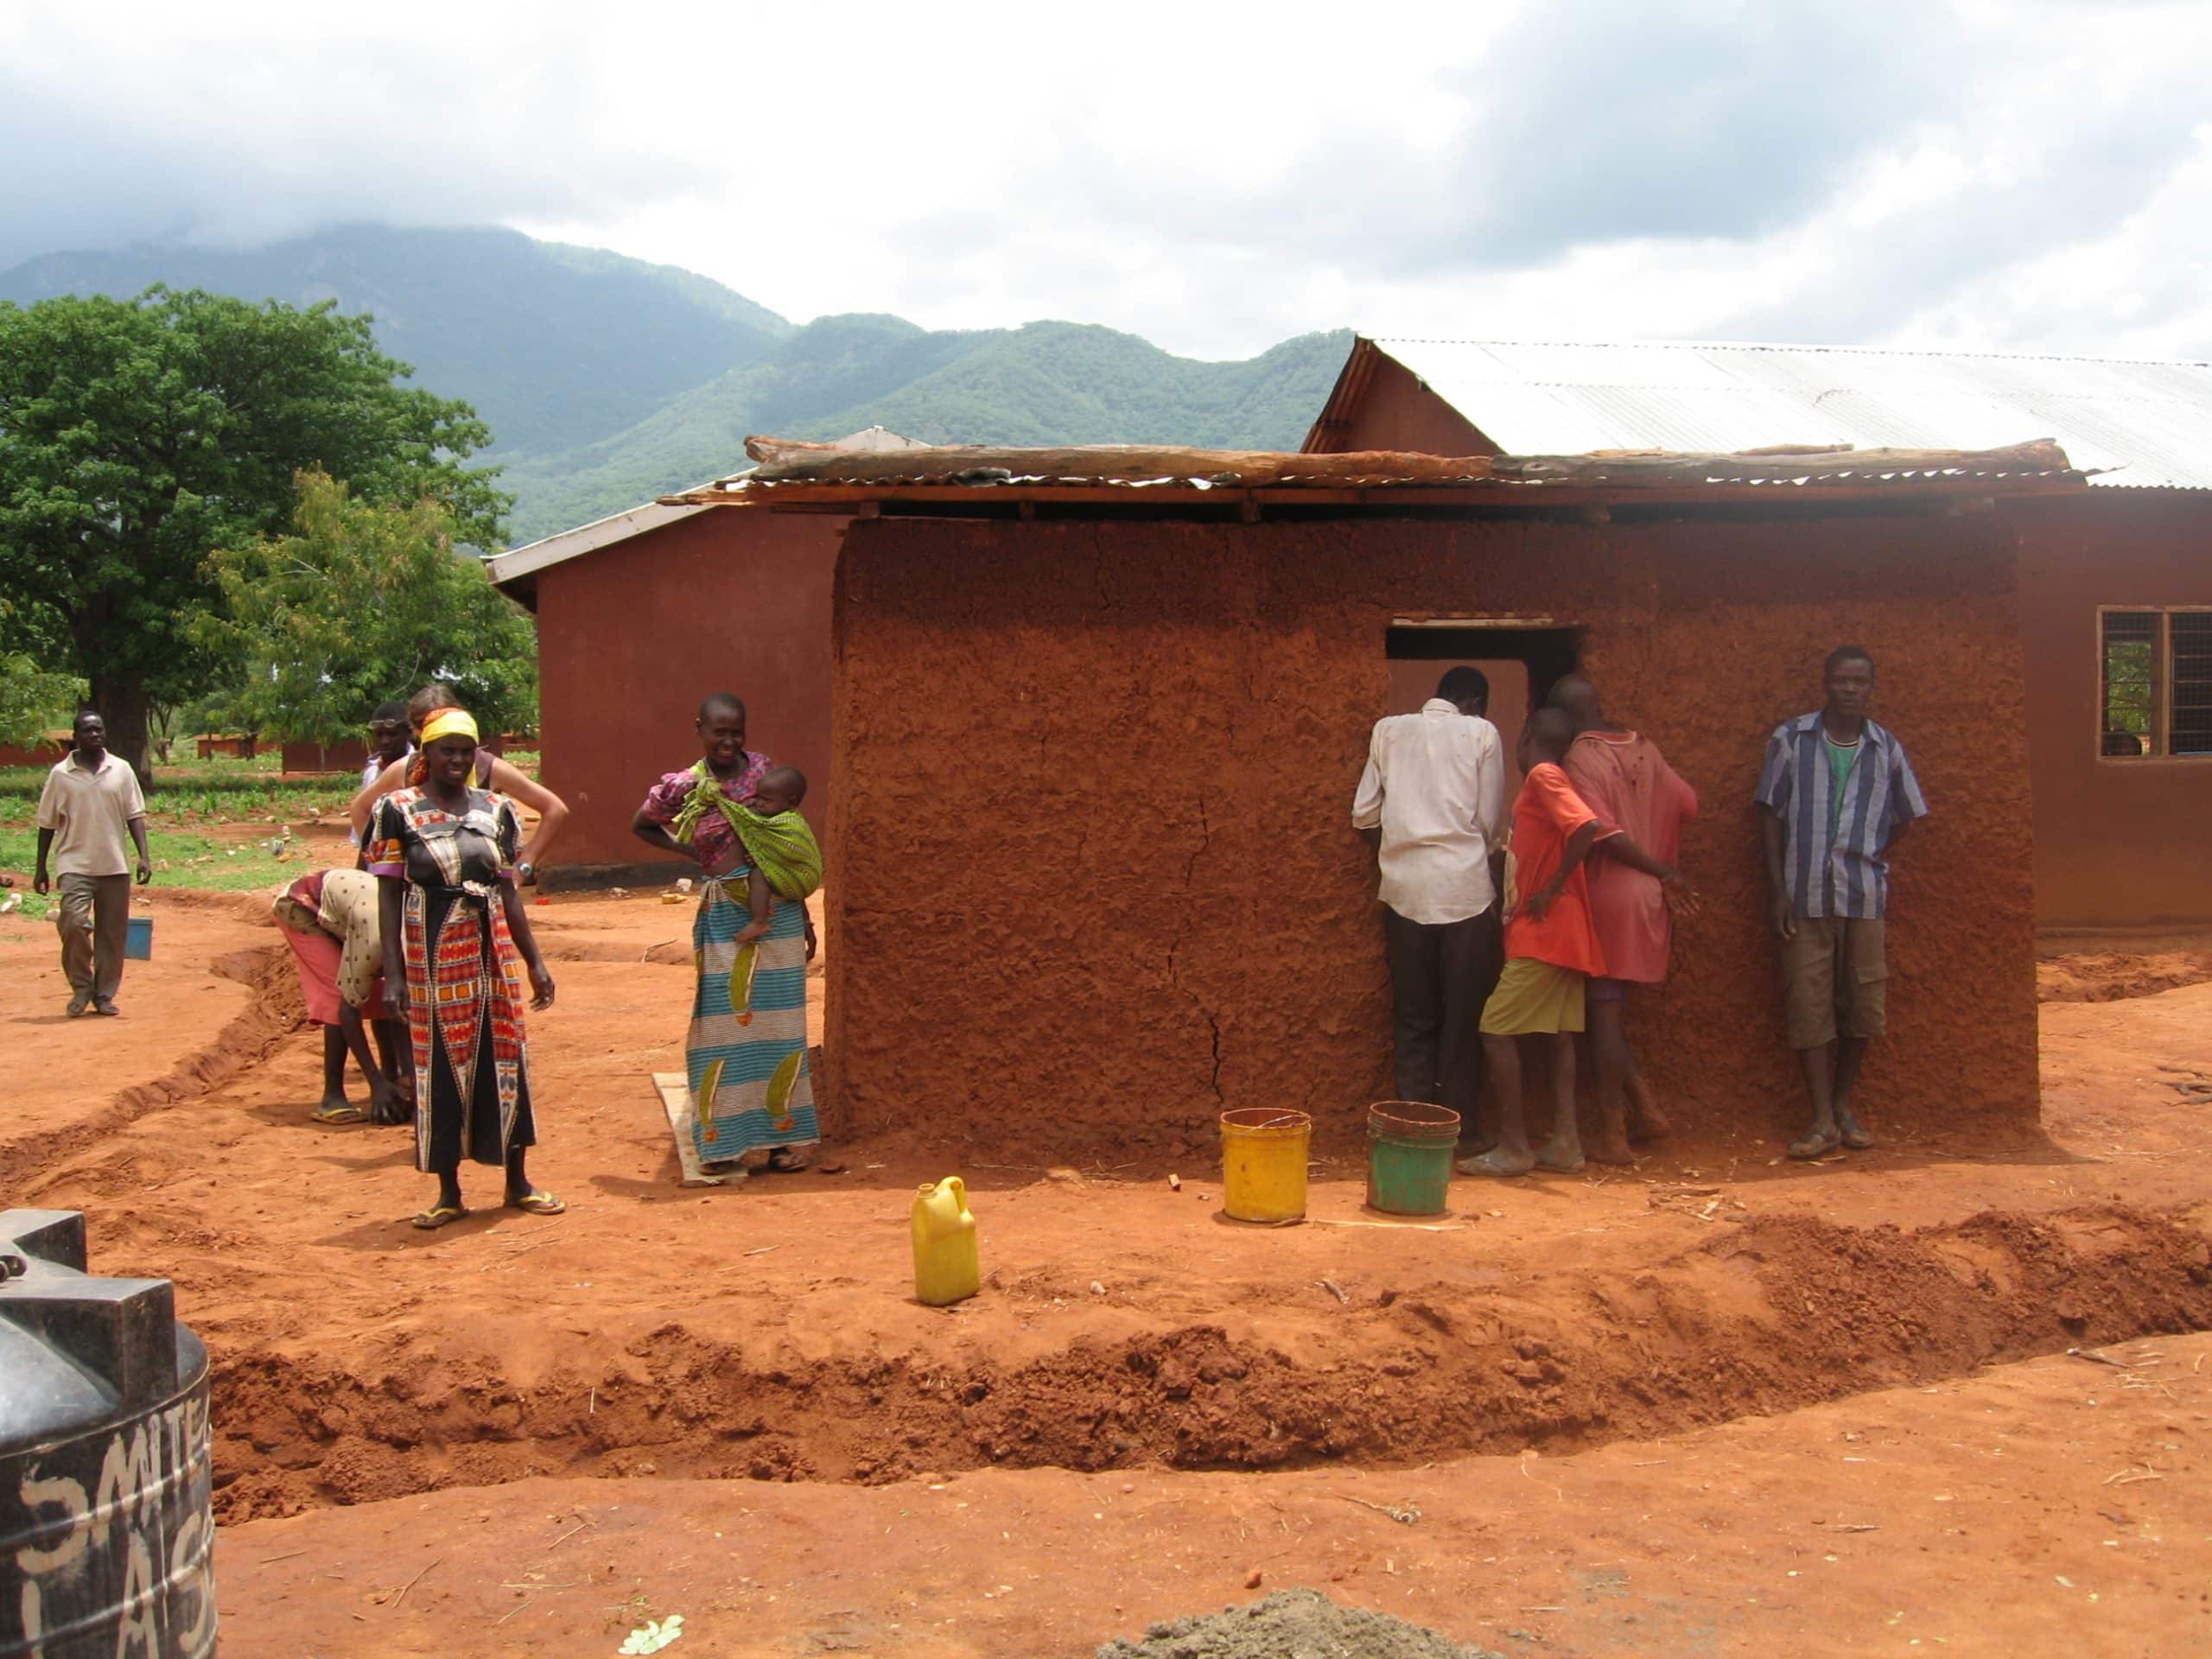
[411,1204,467,1230]
[763,1147,812,1173]
[1838,1124,1876,1151]
[505,1190,567,1216]
[312,1102,370,1126]
[1457,1151,1535,1178]
[1787,1130,1842,1160]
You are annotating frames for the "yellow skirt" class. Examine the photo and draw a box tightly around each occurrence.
[1479,957,1587,1036]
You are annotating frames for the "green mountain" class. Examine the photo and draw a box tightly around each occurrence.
[0,224,1354,548]
[500,318,1354,542]
[0,224,791,460]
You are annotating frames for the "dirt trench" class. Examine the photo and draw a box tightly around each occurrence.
[0,943,300,1185]
[205,1200,2212,1522]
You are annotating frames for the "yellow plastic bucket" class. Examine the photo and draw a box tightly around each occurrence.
[1219,1109,1312,1224]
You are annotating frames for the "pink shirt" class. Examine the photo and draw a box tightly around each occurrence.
[1564,730,1698,985]
[637,753,772,870]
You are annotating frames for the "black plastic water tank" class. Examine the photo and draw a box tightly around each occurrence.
[0,1210,216,1658]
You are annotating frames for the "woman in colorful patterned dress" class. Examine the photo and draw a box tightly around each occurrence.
[632,691,819,1178]
[369,709,563,1229]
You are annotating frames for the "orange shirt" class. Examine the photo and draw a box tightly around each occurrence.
[1501,761,1608,976]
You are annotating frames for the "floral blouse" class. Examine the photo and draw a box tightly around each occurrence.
[637,751,770,871]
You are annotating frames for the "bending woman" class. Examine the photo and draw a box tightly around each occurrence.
[633,691,819,1177]
[349,683,569,880]
[369,709,564,1229]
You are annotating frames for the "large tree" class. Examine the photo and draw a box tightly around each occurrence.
[200,472,537,744]
[0,600,82,748]
[0,286,506,775]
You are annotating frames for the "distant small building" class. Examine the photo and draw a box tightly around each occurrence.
[486,428,927,878]
[280,739,370,775]
[1307,337,2212,935]
[0,731,70,770]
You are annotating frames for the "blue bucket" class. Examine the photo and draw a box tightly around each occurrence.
[124,915,153,961]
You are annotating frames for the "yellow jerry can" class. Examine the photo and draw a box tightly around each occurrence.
[911,1176,981,1306]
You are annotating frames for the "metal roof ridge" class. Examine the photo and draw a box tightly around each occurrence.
[1363,334,2212,371]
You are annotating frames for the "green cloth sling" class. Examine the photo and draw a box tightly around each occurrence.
[669,761,823,900]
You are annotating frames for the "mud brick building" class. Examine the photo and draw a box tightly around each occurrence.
[669,435,2087,1156]
[485,429,925,878]
[1307,338,2212,933]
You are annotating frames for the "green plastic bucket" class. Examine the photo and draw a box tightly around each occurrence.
[1366,1100,1459,1216]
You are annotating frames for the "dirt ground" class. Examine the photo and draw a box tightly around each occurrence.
[3,888,2210,1657]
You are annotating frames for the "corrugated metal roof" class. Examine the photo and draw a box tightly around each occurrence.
[485,427,929,594]
[671,436,2084,512]
[1364,339,2212,489]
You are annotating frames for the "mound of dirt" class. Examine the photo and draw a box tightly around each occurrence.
[2037,951,2212,1003]
[1098,1589,1501,1659]
[196,1199,2212,1522]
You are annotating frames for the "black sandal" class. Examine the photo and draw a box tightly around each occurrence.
[764,1147,813,1173]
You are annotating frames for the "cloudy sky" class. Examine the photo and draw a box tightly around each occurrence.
[3,0,2208,361]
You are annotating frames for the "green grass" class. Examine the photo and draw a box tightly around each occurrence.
[0,751,541,824]
[0,755,359,826]
[0,826,318,918]
[0,751,547,918]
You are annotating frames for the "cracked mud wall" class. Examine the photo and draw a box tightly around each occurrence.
[825,511,2037,1156]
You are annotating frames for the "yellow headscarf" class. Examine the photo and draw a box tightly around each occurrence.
[419,709,480,747]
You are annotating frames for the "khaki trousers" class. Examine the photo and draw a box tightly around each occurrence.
[57,873,131,1003]
[1780,916,1887,1050]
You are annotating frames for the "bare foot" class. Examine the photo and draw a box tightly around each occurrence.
[1583,1129,1635,1166]
[1534,1141,1586,1173]
[1626,1093,1671,1141]
[1459,1147,1535,1177]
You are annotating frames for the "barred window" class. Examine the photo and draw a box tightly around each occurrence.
[2097,607,2212,759]
[2101,610,2155,756]
[2171,613,2212,755]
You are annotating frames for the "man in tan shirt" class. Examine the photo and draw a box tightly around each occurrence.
[33,710,152,1016]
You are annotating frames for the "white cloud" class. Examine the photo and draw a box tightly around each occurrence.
[1,0,2207,360]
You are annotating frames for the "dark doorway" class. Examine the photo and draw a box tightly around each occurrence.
[1387,625,1582,704]
[1385,625,1582,796]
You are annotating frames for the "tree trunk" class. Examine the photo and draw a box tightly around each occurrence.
[89,671,155,788]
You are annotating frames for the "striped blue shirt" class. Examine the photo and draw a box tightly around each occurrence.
[1754,713,1929,920]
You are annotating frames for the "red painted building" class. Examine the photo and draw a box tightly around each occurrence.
[1306,337,2212,934]
[486,430,924,880]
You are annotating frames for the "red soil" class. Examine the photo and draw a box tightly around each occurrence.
[3,892,2209,1656]
[2038,950,2212,1003]
[213,1334,2212,1658]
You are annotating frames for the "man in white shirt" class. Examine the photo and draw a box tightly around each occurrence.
[1351,667,1509,1135]
[33,709,153,1017]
